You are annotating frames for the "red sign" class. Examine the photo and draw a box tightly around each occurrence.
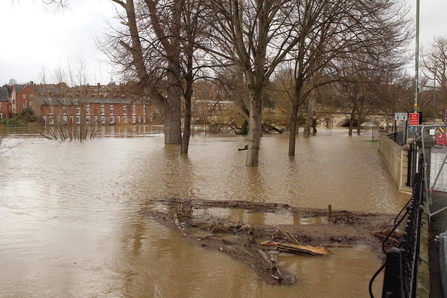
[409,113,419,125]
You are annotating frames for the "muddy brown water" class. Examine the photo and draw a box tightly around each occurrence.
[0,126,409,297]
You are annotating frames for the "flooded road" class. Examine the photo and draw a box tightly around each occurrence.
[0,126,408,297]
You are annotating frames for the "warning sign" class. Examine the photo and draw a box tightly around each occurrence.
[409,113,419,125]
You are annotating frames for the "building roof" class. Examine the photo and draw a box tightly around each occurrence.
[13,84,27,93]
[34,96,145,106]
[0,87,9,102]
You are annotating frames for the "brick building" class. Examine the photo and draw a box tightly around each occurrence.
[0,83,37,118]
[0,87,9,119]
[35,97,155,126]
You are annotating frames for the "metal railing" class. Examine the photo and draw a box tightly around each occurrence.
[369,154,425,298]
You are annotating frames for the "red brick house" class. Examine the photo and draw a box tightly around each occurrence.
[0,87,9,119]
[35,97,155,126]
[0,83,37,118]
[9,84,36,115]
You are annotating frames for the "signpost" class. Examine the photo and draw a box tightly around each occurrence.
[409,113,420,126]
[394,113,408,121]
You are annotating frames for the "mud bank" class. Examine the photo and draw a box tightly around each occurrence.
[139,198,398,285]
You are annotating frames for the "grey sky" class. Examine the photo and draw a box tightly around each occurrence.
[0,0,445,86]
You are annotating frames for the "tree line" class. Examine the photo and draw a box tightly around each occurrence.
[29,0,447,166]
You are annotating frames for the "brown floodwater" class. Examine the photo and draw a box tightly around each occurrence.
[0,126,409,297]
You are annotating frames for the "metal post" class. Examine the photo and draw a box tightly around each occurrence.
[406,142,413,187]
[381,247,403,297]
[414,0,420,113]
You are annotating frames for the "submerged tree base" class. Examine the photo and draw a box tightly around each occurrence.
[139,198,397,285]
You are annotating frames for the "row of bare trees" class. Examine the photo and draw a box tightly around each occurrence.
[98,0,412,166]
[35,0,412,165]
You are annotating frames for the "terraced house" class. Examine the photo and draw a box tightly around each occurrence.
[29,82,157,125]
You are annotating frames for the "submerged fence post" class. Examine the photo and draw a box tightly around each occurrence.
[382,247,403,298]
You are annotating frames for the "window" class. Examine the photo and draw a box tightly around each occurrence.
[123,116,127,123]
[49,116,54,125]
[49,107,53,115]
[132,116,136,123]
[101,107,105,115]
[110,108,114,115]
[76,116,80,124]
[110,116,114,124]
[23,94,26,99]
[101,116,105,124]
[76,107,80,115]
[132,108,136,115]
[86,116,90,124]
[86,108,90,115]
[123,107,127,115]
[63,116,67,124]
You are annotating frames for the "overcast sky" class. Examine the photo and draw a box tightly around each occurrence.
[0,0,446,86]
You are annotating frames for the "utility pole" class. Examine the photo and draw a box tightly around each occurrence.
[414,0,420,113]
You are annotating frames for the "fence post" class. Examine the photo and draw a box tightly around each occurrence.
[382,247,404,298]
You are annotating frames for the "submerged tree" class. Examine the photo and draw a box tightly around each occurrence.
[103,0,207,153]
[285,0,411,155]
[204,0,303,166]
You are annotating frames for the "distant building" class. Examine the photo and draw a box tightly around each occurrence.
[1,80,236,125]
[34,97,154,126]
[0,83,37,118]
[9,84,36,114]
[0,87,9,119]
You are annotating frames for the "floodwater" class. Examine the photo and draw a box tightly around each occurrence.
[0,126,409,297]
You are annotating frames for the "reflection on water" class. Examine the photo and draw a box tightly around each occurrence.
[191,207,329,225]
[0,126,405,297]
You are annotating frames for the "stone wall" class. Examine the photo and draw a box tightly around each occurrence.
[378,134,412,194]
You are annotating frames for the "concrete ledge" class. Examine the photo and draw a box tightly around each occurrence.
[379,135,411,194]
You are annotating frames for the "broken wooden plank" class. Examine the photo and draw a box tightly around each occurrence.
[261,241,332,256]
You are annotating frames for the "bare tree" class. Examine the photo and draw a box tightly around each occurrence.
[421,37,447,119]
[205,0,302,166]
[285,0,411,155]
[102,0,206,153]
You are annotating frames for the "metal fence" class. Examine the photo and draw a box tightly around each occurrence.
[369,154,425,298]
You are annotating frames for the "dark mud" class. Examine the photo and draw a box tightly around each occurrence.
[139,198,398,285]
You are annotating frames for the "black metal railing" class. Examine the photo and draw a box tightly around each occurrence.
[369,154,425,298]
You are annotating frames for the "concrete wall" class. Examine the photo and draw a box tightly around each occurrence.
[378,134,412,194]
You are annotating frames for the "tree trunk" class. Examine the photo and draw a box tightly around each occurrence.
[288,103,300,156]
[164,79,182,144]
[164,104,182,144]
[181,71,193,154]
[303,97,315,137]
[246,93,262,166]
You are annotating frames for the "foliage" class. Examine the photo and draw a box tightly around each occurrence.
[0,108,38,127]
